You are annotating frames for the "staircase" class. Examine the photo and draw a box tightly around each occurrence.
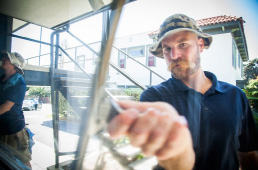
[51,70,158,170]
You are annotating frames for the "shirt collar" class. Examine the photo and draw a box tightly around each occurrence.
[1,73,22,90]
[171,71,225,94]
[204,71,224,93]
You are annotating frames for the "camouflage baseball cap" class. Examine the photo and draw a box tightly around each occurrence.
[1,50,25,74]
[149,13,213,58]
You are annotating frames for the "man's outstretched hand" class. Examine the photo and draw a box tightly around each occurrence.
[107,100,195,170]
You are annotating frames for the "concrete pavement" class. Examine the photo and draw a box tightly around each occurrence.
[26,103,101,170]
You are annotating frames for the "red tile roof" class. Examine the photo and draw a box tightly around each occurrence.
[148,15,245,36]
[196,15,244,26]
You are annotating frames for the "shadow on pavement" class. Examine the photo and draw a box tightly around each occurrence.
[42,120,81,135]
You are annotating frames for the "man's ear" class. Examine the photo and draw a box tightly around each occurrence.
[198,38,204,52]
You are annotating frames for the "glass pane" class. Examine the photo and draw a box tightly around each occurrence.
[127,46,145,58]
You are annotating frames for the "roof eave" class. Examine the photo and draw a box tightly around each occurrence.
[200,20,249,61]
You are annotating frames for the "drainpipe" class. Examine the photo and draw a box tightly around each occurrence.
[50,25,69,169]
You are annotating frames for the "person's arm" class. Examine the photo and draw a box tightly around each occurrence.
[0,101,15,115]
[238,151,258,170]
[108,100,195,170]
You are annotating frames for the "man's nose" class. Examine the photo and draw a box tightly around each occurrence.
[170,48,181,60]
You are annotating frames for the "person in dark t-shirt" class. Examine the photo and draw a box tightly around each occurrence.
[108,13,258,170]
[0,51,32,168]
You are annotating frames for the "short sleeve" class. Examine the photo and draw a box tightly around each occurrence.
[140,87,162,102]
[6,79,26,106]
[238,93,258,152]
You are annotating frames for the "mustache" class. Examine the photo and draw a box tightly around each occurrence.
[167,59,196,71]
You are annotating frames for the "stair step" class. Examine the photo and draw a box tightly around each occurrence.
[113,95,134,100]
[70,95,90,98]
[56,77,92,87]
[60,86,92,90]
[56,77,117,88]
[58,77,92,82]
[105,88,127,95]
[113,144,141,157]
[54,68,93,79]
[128,157,158,170]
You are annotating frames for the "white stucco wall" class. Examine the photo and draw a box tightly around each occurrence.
[201,33,243,85]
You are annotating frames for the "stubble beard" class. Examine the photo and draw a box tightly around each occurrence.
[167,50,201,79]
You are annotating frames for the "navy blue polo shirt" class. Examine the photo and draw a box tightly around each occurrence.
[0,73,26,135]
[140,71,258,170]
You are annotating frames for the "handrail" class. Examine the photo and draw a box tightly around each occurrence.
[67,31,100,56]
[10,25,165,87]
[66,30,146,89]
[112,45,166,81]
[25,41,166,84]
[58,47,92,79]
[109,60,146,90]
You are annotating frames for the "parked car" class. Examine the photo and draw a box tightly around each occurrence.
[22,100,35,111]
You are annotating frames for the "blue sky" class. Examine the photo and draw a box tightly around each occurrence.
[114,0,258,60]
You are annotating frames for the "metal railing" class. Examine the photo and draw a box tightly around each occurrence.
[25,41,166,87]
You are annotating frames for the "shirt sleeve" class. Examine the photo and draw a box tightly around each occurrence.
[6,79,26,106]
[238,92,258,152]
[140,87,162,102]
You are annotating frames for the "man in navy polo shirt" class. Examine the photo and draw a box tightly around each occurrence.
[108,13,258,170]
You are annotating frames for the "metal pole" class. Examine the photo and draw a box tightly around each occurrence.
[39,26,42,66]
[75,47,77,70]
[55,34,60,69]
[71,1,126,169]
[150,71,152,86]
[50,25,69,169]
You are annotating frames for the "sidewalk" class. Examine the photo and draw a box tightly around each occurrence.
[28,103,74,170]
[31,140,73,170]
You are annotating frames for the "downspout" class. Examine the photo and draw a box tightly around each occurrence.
[50,25,69,168]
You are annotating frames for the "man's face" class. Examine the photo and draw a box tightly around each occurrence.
[161,31,204,79]
[1,58,15,71]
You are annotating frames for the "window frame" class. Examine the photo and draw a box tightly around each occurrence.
[232,39,237,69]
[75,55,85,71]
[118,48,126,68]
[146,44,156,67]
[127,45,145,58]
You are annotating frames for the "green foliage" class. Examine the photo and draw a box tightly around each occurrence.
[253,111,258,128]
[124,88,143,101]
[134,153,144,161]
[243,77,258,128]
[28,87,50,98]
[58,92,74,118]
[113,137,130,146]
[58,89,89,120]
[245,77,258,97]
[243,77,258,110]
[244,58,258,80]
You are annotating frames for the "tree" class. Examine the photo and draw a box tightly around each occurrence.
[28,87,51,98]
[244,58,258,80]
[243,77,258,111]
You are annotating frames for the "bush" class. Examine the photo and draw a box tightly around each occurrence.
[28,87,51,98]
[243,77,258,128]
[253,110,258,128]
[58,92,75,118]
[243,77,258,111]
[124,88,143,101]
